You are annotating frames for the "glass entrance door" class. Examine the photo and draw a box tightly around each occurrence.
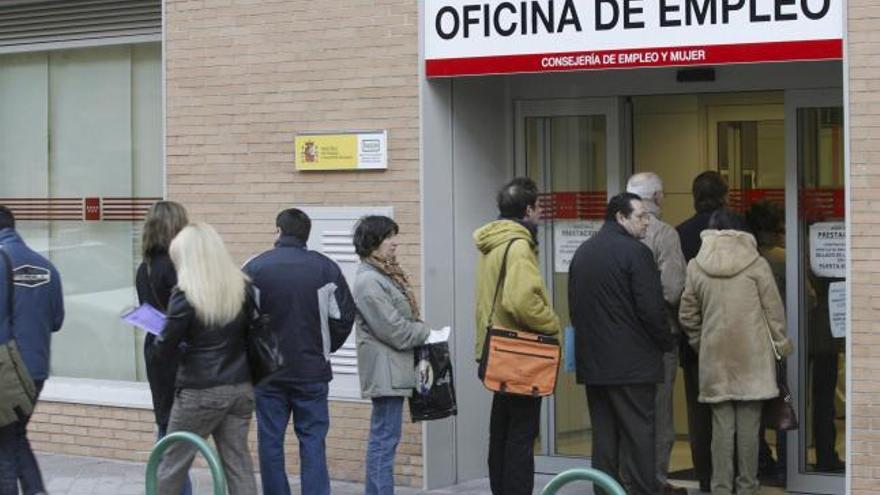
[785,89,846,495]
[515,98,623,472]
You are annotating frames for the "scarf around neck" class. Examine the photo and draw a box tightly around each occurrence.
[365,254,420,320]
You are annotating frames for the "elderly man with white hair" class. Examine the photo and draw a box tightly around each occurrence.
[626,172,688,495]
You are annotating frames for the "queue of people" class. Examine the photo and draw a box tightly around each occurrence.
[141,206,443,495]
[0,168,833,495]
[483,174,795,495]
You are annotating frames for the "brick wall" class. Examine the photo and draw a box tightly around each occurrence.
[139,0,421,487]
[848,1,880,493]
[163,0,422,283]
[29,399,423,487]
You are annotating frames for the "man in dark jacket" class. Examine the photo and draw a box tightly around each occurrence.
[0,205,64,495]
[675,171,728,492]
[243,208,355,495]
[569,193,674,495]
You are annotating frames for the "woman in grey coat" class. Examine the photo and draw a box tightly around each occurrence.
[352,216,431,495]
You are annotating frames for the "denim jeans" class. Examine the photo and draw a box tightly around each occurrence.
[158,383,257,495]
[0,380,44,495]
[365,397,404,495]
[156,423,193,495]
[255,381,330,495]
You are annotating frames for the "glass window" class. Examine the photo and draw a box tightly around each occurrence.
[798,107,846,474]
[0,44,162,381]
[526,115,607,457]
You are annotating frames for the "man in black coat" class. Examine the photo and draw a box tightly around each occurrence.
[675,171,728,492]
[569,192,675,495]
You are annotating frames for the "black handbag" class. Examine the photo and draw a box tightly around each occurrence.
[408,341,457,422]
[762,359,798,430]
[245,287,285,386]
[761,323,798,431]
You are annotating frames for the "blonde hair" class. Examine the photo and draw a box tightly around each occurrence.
[169,223,248,327]
[142,201,189,258]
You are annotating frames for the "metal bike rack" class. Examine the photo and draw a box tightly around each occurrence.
[541,467,627,495]
[145,431,227,495]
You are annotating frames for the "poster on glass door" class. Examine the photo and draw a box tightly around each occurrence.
[554,220,602,273]
[809,221,846,278]
[828,281,846,339]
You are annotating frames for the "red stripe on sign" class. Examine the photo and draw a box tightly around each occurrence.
[426,39,843,78]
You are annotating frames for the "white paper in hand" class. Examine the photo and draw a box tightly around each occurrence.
[426,326,451,344]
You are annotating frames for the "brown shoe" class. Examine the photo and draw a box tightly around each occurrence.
[663,483,688,495]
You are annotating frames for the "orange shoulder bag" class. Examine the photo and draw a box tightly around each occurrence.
[478,239,560,397]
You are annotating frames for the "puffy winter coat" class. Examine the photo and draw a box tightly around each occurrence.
[679,230,793,403]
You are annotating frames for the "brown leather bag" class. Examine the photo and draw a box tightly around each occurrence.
[761,321,798,431]
[762,360,798,431]
[478,240,560,397]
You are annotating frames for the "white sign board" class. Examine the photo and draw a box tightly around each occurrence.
[809,222,846,278]
[828,281,846,339]
[425,0,844,77]
[554,220,602,273]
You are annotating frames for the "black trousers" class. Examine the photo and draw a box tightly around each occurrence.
[586,384,657,495]
[812,352,841,468]
[682,355,713,483]
[488,393,541,495]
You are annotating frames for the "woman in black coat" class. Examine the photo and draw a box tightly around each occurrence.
[134,200,191,493]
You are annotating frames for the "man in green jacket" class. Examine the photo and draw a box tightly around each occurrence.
[474,177,560,495]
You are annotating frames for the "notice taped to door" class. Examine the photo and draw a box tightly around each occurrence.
[828,281,846,339]
[809,222,845,278]
[554,220,602,273]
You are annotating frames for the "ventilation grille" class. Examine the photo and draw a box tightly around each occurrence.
[321,230,359,376]
[0,0,160,51]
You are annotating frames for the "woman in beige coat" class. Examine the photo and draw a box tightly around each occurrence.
[679,210,792,495]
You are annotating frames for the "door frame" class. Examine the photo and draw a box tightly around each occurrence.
[514,97,626,473]
[784,88,846,495]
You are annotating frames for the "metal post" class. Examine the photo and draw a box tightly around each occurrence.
[145,431,228,495]
[540,468,627,495]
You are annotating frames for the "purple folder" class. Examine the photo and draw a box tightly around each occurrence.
[122,303,167,336]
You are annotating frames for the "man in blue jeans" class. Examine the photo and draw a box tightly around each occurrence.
[0,206,64,495]
[243,208,355,495]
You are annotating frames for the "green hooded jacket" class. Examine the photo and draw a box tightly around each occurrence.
[473,220,560,361]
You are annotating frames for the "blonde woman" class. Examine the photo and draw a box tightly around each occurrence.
[152,223,257,494]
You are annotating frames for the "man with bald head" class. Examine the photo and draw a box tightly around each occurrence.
[626,173,687,495]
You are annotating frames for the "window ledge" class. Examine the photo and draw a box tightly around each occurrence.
[41,377,153,410]
[41,376,368,409]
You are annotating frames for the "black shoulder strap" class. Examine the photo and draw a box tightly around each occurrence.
[486,239,519,328]
[0,247,13,323]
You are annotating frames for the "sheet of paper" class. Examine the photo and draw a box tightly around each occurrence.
[828,281,846,339]
[426,326,451,344]
[121,303,167,336]
[809,222,846,278]
[553,220,602,273]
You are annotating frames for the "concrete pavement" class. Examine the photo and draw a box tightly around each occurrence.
[35,451,795,494]
[36,452,606,494]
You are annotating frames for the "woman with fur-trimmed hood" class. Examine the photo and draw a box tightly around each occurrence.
[679,209,792,495]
